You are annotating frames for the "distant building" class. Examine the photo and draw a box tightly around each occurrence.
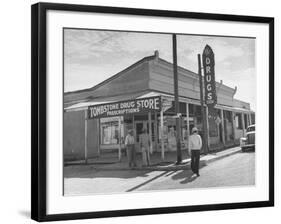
[64,51,255,161]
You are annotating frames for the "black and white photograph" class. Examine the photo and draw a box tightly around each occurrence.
[63,29,256,195]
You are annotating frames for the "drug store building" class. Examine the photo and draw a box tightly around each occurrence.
[64,51,255,162]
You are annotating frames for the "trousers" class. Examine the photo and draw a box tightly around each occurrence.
[127,145,136,167]
[141,147,150,166]
[191,150,200,174]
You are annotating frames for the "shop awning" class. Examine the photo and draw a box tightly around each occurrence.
[64,91,254,114]
[215,104,254,114]
[64,91,167,113]
[64,101,112,112]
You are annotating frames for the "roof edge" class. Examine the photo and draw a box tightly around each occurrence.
[65,55,155,95]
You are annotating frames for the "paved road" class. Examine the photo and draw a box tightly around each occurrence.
[64,151,255,195]
[135,151,255,191]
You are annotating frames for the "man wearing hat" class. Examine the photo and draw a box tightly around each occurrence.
[139,127,150,167]
[188,127,202,177]
[125,129,136,168]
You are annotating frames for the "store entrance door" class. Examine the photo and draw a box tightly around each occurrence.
[134,121,155,152]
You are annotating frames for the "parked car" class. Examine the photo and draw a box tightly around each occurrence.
[240,124,255,152]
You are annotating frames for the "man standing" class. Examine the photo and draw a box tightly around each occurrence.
[139,128,150,167]
[167,127,176,151]
[188,127,202,177]
[125,129,136,168]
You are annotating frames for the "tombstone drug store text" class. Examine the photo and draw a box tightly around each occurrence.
[88,97,161,118]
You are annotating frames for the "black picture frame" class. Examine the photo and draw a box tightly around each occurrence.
[31,2,274,222]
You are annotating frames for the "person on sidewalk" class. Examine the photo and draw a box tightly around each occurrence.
[188,127,202,177]
[168,127,177,151]
[125,129,136,168]
[139,128,150,167]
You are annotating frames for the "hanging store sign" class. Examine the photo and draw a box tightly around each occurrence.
[162,98,173,112]
[88,96,162,119]
[203,45,217,107]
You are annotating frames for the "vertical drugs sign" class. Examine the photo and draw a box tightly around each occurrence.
[203,45,217,117]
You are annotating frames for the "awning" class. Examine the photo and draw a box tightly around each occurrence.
[215,104,254,114]
[64,91,254,114]
[64,91,170,112]
[64,101,112,112]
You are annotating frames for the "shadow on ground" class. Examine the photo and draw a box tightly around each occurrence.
[64,166,152,179]
[166,162,207,184]
[127,169,203,192]
[170,169,199,184]
[64,155,206,181]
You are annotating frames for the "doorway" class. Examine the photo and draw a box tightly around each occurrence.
[134,120,155,151]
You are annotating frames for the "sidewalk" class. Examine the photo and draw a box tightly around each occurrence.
[64,146,242,172]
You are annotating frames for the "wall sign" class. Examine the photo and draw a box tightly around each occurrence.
[88,96,162,119]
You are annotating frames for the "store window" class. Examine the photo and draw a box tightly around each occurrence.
[208,118,218,137]
[235,113,243,129]
[244,114,248,128]
[224,110,234,141]
[100,117,124,145]
[188,104,203,135]
[208,108,220,137]
[251,113,255,124]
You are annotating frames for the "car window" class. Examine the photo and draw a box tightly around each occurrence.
[247,126,255,132]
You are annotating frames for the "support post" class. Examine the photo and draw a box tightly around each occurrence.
[118,116,122,162]
[220,109,226,146]
[160,110,165,161]
[241,113,246,136]
[198,54,209,154]
[249,113,252,125]
[205,106,210,149]
[232,112,236,141]
[172,34,182,163]
[148,112,153,154]
[84,110,88,164]
[97,118,100,157]
[132,115,135,157]
[186,102,190,149]
[154,112,159,152]
[132,115,135,140]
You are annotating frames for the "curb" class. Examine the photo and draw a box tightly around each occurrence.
[94,148,241,171]
[94,163,192,171]
[202,148,242,165]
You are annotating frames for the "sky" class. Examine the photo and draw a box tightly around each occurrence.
[64,29,256,110]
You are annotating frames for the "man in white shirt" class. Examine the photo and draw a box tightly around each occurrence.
[188,127,202,176]
[125,129,136,168]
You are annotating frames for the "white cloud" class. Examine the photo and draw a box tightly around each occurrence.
[177,36,246,65]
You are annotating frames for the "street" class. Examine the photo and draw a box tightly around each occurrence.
[64,151,255,195]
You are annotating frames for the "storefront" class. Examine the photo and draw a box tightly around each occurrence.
[64,51,255,161]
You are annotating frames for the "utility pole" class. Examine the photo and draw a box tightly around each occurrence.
[198,54,209,154]
[173,34,182,163]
